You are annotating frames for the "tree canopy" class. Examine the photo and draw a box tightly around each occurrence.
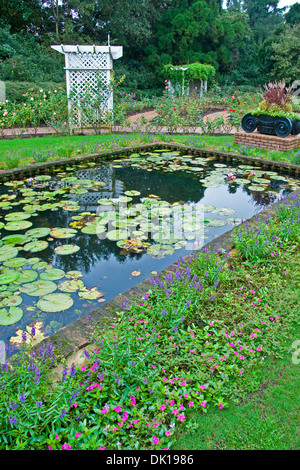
[0,0,299,94]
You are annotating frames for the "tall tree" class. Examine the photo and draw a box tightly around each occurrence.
[285,2,300,24]
[242,0,285,43]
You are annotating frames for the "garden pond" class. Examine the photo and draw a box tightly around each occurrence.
[0,149,299,355]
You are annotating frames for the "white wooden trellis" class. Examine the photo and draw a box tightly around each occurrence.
[51,44,123,128]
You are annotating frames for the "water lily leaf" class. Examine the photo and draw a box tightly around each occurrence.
[213,207,236,216]
[5,212,32,222]
[124,190,141,196]
[54,244,80,255]
[9,321,45,346]
[81,224,107,235]
[0,245,19,262]
[65,270,83,278]
[25,227,51,238]
[1,234,30,245]
[3,257,28,268]
[0,270,20,284]
[32,261,48,270]
[37,293,74,313]
[58,279,85,292]
[34,175,51,182]
[205,218,228,227]
[23,240,49,253]
[248,185,265,192]
[4,221,33,231]
[106,229,129,241]
[78,287,103,300]
[14,269,39,284]
[0,306,23,325]
[0,295,23,307]
[40,268,65,281]
[50,228,78,239]
[24,280,57,297]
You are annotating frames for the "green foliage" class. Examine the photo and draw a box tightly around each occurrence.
[268,23,300,83]
[164,63,216,82]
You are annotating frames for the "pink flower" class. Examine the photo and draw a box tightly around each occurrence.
[152,436,160,445]
[172,409,179,415]
[218,403,224,409]
[177,414,185,422]
[114,406,122,413]
[159,404,166,410]
[98,446,106,450]
[188,401,194,407]
[61,443,72,450]
[100,408,108,414]
[165,430,172,436]
[75,432,82,438]
[256,346,262,352]
[200,401,207,408]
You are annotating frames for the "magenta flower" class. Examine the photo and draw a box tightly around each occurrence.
[61,443,72,450]
[114,406,122,413]
[218,403,224,409]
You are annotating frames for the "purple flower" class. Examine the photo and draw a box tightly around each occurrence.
[9,416,17,426]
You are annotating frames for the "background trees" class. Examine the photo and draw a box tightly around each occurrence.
[0,0,299,98]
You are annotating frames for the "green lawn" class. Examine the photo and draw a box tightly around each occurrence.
[173,249,300,450]
[0,132,299,170]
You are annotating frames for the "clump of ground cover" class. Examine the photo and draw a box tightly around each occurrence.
[0,193,299,450]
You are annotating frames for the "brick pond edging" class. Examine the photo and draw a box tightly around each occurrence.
[1,142,299,364]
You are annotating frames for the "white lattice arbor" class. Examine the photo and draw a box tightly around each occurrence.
[51,44,123,129]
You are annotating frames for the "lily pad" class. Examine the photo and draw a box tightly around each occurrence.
[0,270,20,285]
[3,257,28,268]
[4,221,33,231]
[0,295,23,308]
[0,306,23,326]
[78,287,104,300]
[23,240,49,253]
[5,212,32,222]
[124,190,141,196]
[37,293,74,313]
[81,224,107,235]
[50,228,78,239]
[106,229,130,241]
[0,245,19,262]
[58,279,85,292]
[40,268,65,281]
[1,234,30,245]
[25,227,51,238]
[14,269,39,284]
[23,280,57,297]
[54,244,80,255]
